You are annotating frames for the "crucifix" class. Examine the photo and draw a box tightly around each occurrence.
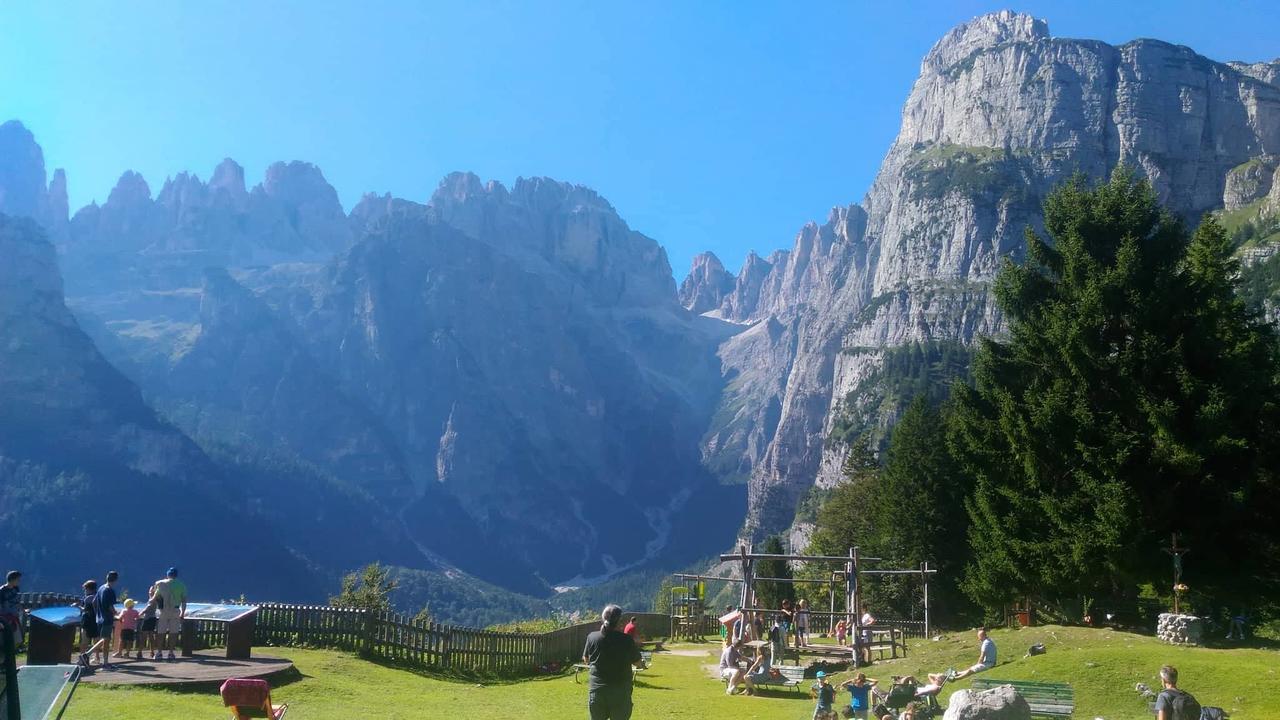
[1163,533,1190,613]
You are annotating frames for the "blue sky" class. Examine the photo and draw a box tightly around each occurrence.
[2,1,1277,278]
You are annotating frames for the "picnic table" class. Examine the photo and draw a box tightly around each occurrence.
[970,678,1074,718]
[572,651,653,683]
[10,664,81,720]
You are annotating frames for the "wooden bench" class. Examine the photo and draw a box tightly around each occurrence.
[970,679,1074,718]
[772,665,805,692]
[572,651,652,683]
[863,627,906,660]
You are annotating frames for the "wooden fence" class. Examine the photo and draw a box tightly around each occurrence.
[17,592,710,675]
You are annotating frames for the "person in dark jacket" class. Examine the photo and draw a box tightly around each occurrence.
[581,604,642,720]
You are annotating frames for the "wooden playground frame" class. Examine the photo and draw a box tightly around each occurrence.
[683,545,937,661]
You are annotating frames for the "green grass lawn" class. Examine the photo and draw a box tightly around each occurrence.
[58,625,1278,719]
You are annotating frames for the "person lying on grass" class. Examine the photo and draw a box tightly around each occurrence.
[892,673,947,698]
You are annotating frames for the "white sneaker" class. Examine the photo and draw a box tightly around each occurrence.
[726,686,735,695]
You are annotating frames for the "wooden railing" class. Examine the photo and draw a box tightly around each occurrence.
[17,592,697,676]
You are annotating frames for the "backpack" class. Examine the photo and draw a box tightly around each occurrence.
[1160,689,1202,720]
[1200,707,1229,720]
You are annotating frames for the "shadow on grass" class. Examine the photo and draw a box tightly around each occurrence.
[358,652,569,687]
[630,679,671,690]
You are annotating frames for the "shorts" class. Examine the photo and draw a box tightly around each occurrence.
[587,685,633,720]
[98,623,114,641]
[121,629,137,644]
[82,621,99,639]
[157,613,183,634]
[140,617,158,633]
[968,662,993,674]
[720,667,738,681]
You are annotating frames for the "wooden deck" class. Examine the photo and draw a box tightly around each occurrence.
[32,650,294,686]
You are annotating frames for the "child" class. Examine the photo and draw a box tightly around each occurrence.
[116,598,140,657]
[136,584,159,659]
[840,672,879,720]
[796,599,811,647]
[812,670,837,720]
[78,580,100,662]
[835,618,848,646]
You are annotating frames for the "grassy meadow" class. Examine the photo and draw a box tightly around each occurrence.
[59,625,1278,719]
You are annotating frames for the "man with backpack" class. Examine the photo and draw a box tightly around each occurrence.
[1154,665,1200,720]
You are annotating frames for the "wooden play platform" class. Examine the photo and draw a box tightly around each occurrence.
[75,650,293,686]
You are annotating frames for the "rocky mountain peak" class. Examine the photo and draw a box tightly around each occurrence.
[47,169,68,223]
[922,10,1048,74]
[210,158,248,198]
[107,170,153,207]
[0,120,53,222]
[427,172,675,307]
[260,161,340,207]
[431,170,490,205]
[678,251,735,314]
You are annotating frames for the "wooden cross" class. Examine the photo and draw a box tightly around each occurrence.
[1163,533,1190,613]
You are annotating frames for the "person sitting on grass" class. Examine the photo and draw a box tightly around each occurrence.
[719,637,753,695]
[950,627,995,680]
[839,672,878,719]
[811,670,837,720]
[1154,665,1201,720]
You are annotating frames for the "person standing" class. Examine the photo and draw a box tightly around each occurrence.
[780,599,795,646]
[795,599,810,647]
[859,605,876,665]
[811,670,837,720]
[0,571,22,648]
[116,598,140,658]
[136,584,159,659]
[94,571,119,670]
[839,672,879,720]
[153,567,187,661]
[622,616,638,641]
[78,580,99,662]
[581,604,642,719]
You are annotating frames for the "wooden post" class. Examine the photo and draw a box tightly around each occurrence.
[3,623,19,720]
[922,561,930,639]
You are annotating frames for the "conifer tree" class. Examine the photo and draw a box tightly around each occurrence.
[950,170,1280,609]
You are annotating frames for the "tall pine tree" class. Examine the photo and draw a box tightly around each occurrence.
[755,535,796,609]
[950,170,1280,610]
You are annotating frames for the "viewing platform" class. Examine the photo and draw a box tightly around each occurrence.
[76,650,294,687]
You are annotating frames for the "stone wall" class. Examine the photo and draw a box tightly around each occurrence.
[1156,613,1203,645]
